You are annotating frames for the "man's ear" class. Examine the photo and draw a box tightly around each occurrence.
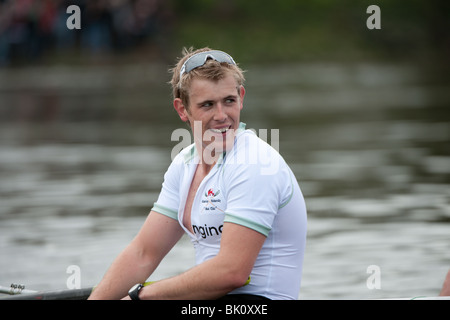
[239,85,245,111]
[173,98,189,122]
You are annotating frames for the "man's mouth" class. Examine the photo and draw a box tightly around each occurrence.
[210,125,231,134]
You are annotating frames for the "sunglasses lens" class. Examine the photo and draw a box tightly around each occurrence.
[180,51,236,76]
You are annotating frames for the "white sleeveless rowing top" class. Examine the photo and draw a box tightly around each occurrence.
[152,123,307,300]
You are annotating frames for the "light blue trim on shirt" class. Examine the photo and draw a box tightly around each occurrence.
[224,212,271,237]
[183,143,196,163]
[152,203,178,221]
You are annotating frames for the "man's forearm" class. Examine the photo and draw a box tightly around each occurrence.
[88,244,158,300]
[135,222,265,300]
[89,212,184,300]
[137,253,249,300]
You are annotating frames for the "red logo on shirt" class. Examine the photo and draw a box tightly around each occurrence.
[202,188,223,213]
[205,188,220,198]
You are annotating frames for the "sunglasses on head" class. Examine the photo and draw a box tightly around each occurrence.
[180,50,236,77]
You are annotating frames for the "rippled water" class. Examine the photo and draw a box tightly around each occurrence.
[0,62,449,299]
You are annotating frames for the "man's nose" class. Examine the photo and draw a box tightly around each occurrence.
[213,103,227,121]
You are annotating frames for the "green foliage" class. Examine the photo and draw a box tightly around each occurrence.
[169,0,449,63]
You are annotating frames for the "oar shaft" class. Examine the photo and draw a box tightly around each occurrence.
[0,287,93,300]
[0,285,37,295]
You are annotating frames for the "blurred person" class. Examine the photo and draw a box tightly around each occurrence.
[0,0,14,65]
[0,0,35,63]
[109,0,157,49]
[0,0,59,63]
[81,0,112,54]
[89,48,307,300]
[0,0,171,65]
[440,269,450,296]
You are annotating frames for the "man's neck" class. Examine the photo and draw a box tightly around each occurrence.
[198,149,220,175]
[194,140,223,172]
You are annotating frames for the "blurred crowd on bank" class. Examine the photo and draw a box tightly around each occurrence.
[0,0,172,65]
[1,0,449,67]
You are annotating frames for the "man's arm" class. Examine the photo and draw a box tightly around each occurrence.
[134,222,266,300]
[88,211,184,300]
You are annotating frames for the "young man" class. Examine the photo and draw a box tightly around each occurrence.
[89,48,307,300]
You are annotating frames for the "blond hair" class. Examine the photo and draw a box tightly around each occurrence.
[169,47,245,109]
